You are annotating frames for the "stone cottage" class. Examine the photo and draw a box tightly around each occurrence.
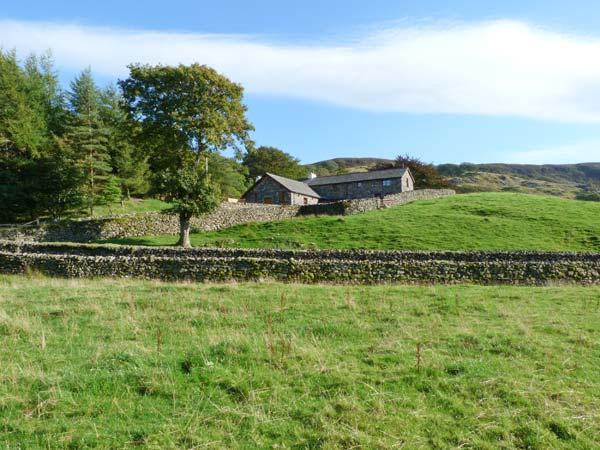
[242,173,321,205]
[243,167,414,204]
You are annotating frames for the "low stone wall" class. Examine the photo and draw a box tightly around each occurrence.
[0,203,301,243]
[0,241,598,285]
[0,189,455,243]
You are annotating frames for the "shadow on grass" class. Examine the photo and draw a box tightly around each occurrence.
[100,237,178,247]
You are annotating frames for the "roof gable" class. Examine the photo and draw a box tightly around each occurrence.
[267,173,321,198]
[242,173,321,199]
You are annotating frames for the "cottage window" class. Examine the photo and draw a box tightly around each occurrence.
[406,178,409,188]
[383,179,392,187]
[303,197,308,205]
[357,182,362,187]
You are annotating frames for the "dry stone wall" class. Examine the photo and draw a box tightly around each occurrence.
[0,241,598,285]
[0,189,455,243]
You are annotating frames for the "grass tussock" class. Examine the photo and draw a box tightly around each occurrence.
[0,275,599,448]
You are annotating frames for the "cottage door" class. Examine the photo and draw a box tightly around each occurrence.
[278,192,286,204]
[264,197,273,204]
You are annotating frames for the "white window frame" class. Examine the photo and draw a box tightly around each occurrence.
[382,179,392,187]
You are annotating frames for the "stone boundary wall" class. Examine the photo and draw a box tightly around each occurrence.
[0,189,455,243]
[2,241,599,263]
[0,241,598,285]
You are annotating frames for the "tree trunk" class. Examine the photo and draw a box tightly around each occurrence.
[177,213,192,248]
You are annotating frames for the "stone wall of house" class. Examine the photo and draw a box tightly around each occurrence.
[311,172,414,200]
[0,241,598,285]
[291,192,320,206]
[0,189,455,243]
[244,176,289,204]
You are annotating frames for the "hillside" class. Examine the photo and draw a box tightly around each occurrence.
[305,157,393,176]
[109,193,600,252]
[439,162,600,198]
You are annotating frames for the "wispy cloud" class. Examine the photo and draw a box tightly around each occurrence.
[3,19,600,122]
[508,140,600,164]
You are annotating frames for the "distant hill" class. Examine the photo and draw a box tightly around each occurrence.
[305,157,393,176]
[437,162,600,184]
[437,163,600,198]
[306,158,600,198]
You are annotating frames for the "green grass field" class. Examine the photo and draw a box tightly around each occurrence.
[88,198,171,218]
[108,193,600,252]
[1,275,599,448]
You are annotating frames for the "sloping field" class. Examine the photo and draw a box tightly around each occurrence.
[1,276,599,448]
[110,193,600,252]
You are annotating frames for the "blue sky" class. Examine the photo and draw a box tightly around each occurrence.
[2,0,600,164]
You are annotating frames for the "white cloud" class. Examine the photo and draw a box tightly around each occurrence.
[508,140,600,164]
[3,18,600,122]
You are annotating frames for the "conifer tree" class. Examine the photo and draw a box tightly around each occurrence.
[99,85,149,199]
[65,68,111,216]
[101,175,122,214]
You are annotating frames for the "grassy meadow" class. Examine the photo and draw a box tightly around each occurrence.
[88,198,171,218]
[1,275,599,448]
[106,193,600,252]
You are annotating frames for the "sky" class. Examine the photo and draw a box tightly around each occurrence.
[1,0,600,165]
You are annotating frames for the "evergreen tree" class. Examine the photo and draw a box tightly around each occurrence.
[26,146,84,219]
[65,68,112,216]
[101,175,123,214]
[0,50,69,221]
[0,50,48,156]
[99,85,150,198]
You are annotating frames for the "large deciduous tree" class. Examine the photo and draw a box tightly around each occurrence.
[119,64,254,247]
[242,146,307,180]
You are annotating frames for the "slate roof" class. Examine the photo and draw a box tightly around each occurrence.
[263,173,321,198]
[306,167,410,186]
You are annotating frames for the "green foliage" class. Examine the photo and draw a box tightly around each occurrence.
[63,69,112,216]
[386,154,452,189]
[0,50,48,156]
[119,63,253,163]
[115,193,600,252]
[208,152,250,198]
[120,63,253,246]
[243,146,307,180]
[26,149,84,219]
[101,175,123,209]
[0,50,71,221]
[99,85,150,198]
[576,182,600,202]
[157,167,221,217]
[1,276,599,448]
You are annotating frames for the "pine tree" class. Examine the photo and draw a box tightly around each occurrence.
[101,175,122,214]
[65,68,112,216]
[99,85,149,199]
